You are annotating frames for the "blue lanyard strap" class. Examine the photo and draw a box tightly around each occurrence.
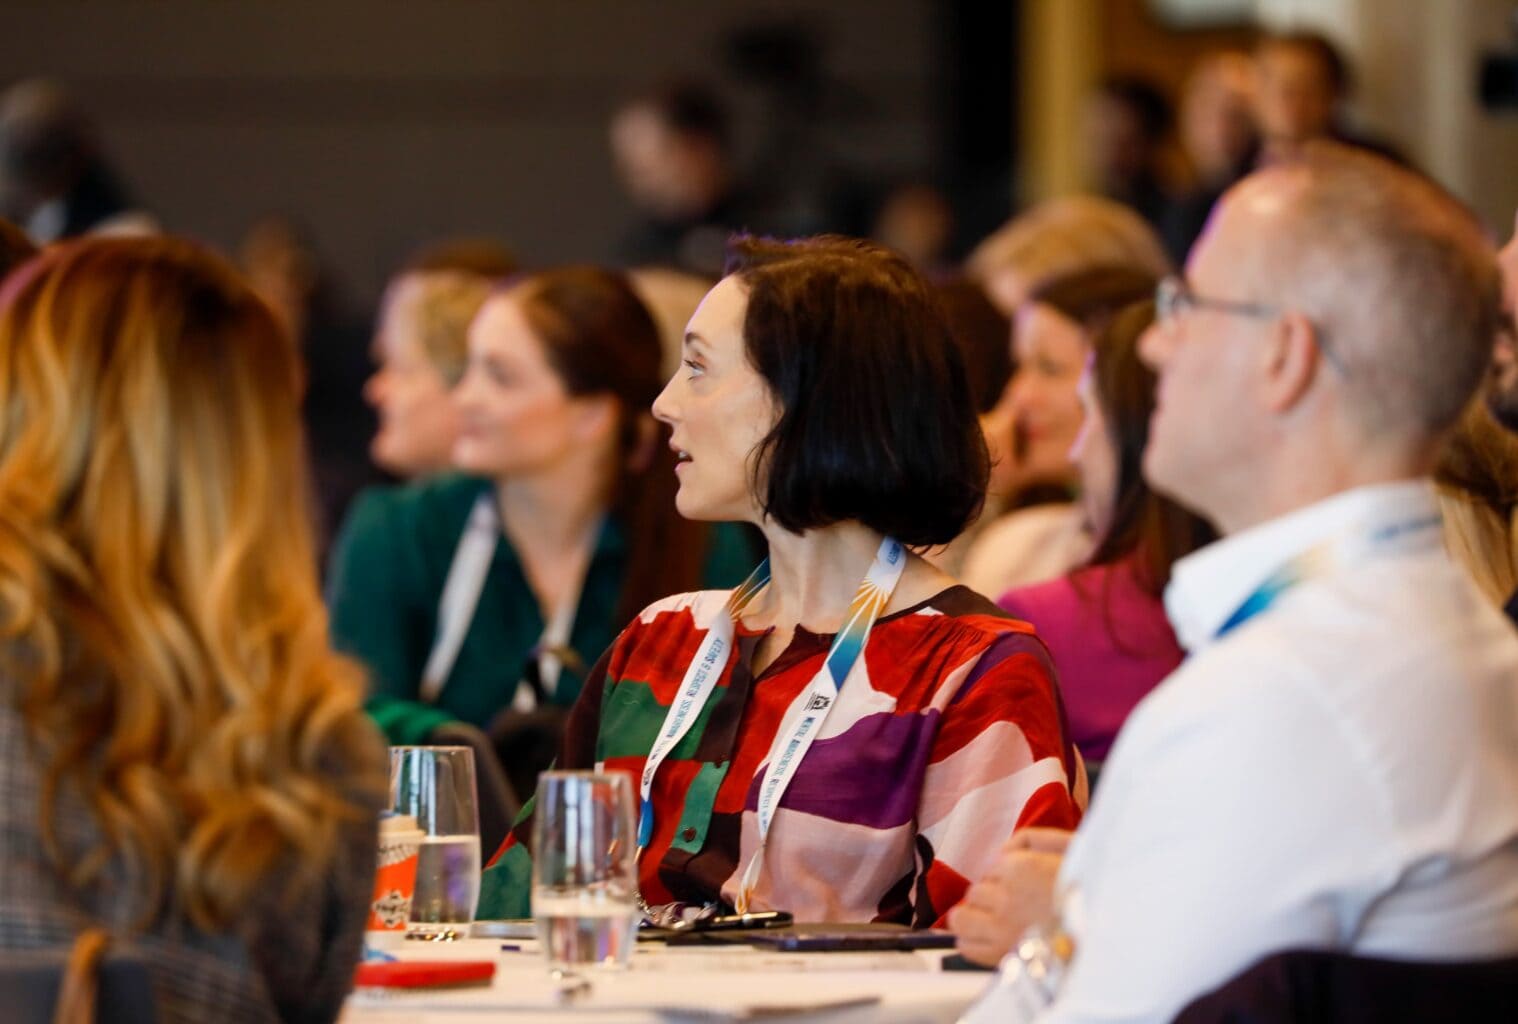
[1215,514,1441,640]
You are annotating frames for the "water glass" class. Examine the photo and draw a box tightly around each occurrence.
[389,746,481,937]
[531,770,639,969]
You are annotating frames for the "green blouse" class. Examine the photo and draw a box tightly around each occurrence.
[326,474,756,745]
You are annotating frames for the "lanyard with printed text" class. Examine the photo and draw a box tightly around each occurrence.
[1214,514,1441,640]
[635,535,907,905]
[635,558,772,856]
[735,537,906,911]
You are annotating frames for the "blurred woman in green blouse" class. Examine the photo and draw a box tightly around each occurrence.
[326,267,753,788]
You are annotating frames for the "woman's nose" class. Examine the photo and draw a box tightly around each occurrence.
[651,376,680,425]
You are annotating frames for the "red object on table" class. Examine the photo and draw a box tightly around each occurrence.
[354,960,496,988]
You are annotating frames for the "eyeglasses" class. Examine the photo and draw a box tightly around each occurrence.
[1155,275,1281,325]
[1154,275,1346,375]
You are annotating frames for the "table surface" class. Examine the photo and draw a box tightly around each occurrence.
[341,935,991,1023]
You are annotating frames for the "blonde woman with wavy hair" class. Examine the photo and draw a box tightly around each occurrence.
[0,236,387,1022]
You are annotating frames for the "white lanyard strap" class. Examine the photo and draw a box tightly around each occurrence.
[420,494,499,704]
[511,534,595,712]
[636,560,772,853]
[735,537,905,911]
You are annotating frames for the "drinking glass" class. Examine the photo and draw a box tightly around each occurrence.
[389,746,481,938]
[531,770,639,969]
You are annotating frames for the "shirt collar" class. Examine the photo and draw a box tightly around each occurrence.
[1164,478,1440,653]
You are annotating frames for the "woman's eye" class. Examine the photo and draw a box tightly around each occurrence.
[683,358,704,379]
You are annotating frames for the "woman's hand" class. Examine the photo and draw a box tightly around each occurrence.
[949,827,1073,967]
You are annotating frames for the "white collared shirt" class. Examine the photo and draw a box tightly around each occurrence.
[1035,480,1518,1023]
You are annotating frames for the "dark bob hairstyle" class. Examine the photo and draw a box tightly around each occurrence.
[724,234,988,547]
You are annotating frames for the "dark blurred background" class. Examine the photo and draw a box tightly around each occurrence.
[4,0,1517,306]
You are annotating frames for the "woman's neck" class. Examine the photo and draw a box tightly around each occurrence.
[749,520,950,633]
[495,456,613,557]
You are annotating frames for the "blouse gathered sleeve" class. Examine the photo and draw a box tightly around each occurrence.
[326,488,453,745]
[912,629,1081,928]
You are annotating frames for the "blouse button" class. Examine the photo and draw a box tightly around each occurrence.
[681,826,697,842]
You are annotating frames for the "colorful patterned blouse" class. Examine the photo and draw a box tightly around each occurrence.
[478,584,1080,926]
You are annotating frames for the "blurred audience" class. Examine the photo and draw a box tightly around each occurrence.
[873,182,955,273]
[0,79,156,242]
[327,267,753,795]
[240,214,379,551]
[961,266,1160,598]
[929,277,1015,576]
[966,142,1518,1021]
[610,81,751,275]
[364,268,496,479]
[0,237,385,1021]
[1164,51,1258,262]
[1254,30,1405,167]
[966,195,1171,317]
[997,300,1215,766]
[1085,76,1177,236]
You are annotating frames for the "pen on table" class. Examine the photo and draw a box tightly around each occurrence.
[499,943,523,952]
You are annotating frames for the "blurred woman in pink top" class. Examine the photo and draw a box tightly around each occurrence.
[998,298,1215,766]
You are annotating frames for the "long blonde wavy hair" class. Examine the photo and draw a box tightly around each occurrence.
[0,236,384,930]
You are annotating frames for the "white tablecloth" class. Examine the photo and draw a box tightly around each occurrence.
[341,936,990,1023]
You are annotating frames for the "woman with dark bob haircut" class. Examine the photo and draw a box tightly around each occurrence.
[479,235,1079,926]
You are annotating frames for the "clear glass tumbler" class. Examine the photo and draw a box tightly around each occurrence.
[389,746,481,938]
[531,770,639,969]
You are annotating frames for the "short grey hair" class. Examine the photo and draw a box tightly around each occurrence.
[1258,142,1501,442]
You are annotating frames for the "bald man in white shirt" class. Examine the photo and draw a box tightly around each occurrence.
[961,142,1518,1023]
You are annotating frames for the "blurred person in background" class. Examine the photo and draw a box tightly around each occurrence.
[327,267,754,797]
[872,181,955,273]
[929,276,1016,577]
[1254,30,1405,167]
[0,79,156,242]
[364,266,498,479]
[995,301,1214,770]
[240,214,378,552]
[1164,51,1258,262]
[0,237,385,1022]
[610,81,751,276]
[961,266,1160,598]
[1085,76,1178,236]
[966,195,1171,318]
